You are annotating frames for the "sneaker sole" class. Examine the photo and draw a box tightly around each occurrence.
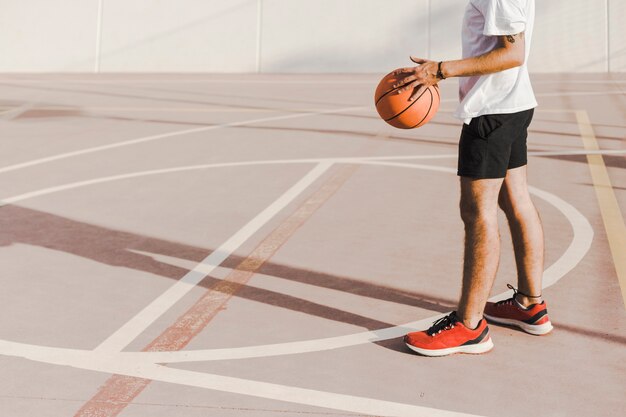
[405,337,494,357]
[484,314,553,335]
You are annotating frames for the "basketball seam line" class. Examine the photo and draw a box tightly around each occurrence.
[375,82,409,106]
[384,87,432,123]
[409,89,435,129]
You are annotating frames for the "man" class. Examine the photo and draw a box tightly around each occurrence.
[395,0,553,356]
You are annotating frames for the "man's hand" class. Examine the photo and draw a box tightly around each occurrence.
[392,56,440,101]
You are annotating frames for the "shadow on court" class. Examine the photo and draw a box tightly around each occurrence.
[3,204,624,354]
[0,204,459,355]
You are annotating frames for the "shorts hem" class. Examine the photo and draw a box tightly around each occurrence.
[457,163,529,179]
[456,171,506,180]
[507,161,528,170]
[456,172,506,180]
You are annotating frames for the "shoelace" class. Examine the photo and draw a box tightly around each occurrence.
[427,312,459,336]
[495,283,542,306]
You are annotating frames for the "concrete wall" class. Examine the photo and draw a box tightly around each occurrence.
[1,0,623,73]
[0,1,99,72]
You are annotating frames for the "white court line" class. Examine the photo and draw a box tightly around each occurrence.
[0,156,593,417]
[0,160,333,206]
[0,157,593,362]
[0,79,380,85]
[529,149,626,157]
[0,106,342,113]
[0,105,365,174]
[527,185,596,289]
[1,78,624,85]
[2,98,620,177]
[340,150,626,160]
[121,159,593,363]
[0,341,483,417]
[94,161,334,352]
[532,79,626,85]
[3,149,624,206]
[86,363,486,417]
[536,91,626,98]
[0,89,615,416]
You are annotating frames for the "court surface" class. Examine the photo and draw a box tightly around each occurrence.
[0,73,625,417]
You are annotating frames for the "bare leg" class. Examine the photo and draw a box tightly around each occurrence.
[498,165,545,306]
[457,176,505,329]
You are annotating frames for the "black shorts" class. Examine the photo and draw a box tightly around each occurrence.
[457,108,534,179]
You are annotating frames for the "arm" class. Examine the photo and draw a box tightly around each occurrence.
[445,32,525,77]
[395,32,525,101]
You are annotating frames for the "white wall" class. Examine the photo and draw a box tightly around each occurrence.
[1,0,624,73]
[609,0,626,72]
[259,0,429,73]
[531,0,609,72]
[0,1,98,72]
[98,0,258,72]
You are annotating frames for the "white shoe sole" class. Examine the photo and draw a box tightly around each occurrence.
[484,314,553,335]
[405,337,494,357]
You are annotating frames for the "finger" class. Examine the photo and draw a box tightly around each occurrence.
[396,81,418,95]
[409,85,427,101]
[392,75,416,89]
[392,67,414,75]
[410,56,427,64]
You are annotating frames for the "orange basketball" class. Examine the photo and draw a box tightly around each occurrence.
[375,70,440,129]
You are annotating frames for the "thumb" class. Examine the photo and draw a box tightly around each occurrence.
[410,56,427,64]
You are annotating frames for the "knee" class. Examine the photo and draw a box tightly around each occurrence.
[460,199,496,226]
[498,193,523,220]
[500,197,538,222]
[498,192,510,213]
[460,199,477,224]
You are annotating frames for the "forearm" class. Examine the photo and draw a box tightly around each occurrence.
[442,36,525,78]
[394,33,525,99]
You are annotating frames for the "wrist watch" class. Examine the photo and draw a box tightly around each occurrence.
[437,62,446,80]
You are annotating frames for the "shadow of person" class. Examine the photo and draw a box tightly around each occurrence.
[0,204,454,356]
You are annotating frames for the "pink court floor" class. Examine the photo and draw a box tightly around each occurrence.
[0,73,625,417]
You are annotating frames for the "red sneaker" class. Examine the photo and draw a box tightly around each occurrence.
[404,312,493,357]
[484,285,553,335]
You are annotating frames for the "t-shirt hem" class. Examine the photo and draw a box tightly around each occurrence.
[454,103,537,124]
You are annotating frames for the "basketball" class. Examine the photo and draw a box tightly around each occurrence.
[374,70,440,129]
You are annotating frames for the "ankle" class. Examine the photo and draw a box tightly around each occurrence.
[458,314,481,330]
[514,294,542,308]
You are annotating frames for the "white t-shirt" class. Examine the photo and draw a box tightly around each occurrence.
[454,0,537,124]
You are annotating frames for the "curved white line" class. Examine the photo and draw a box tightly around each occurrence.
[2,94,622,177]
[0,338,483,417]
[0,159,325,205]
[536,91,626,98]
[4,149,621,206]
[95,161,335,352]
[3,77,624,85]
[0,105,366,174]
[0,158,593,364]
[528,185,595,289]
[124,161,595,363]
